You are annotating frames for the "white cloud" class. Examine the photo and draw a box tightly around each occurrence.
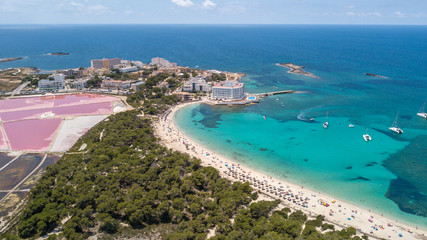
[59,1,111,14]
[87,4,109,13]
[344,5,355,9]
[69,1,83,8]
[346,11,381,17]
[0,5,16,12]
[395,11,405,18]
[124,10,133,15]
[171,0,194,7]
[220,1,246,14]
[202,0,216,9]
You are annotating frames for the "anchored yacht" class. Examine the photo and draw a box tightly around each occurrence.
[389,113,403,134]
[363,129,371,141]
[323,111,328,129]
[417,102,427,119]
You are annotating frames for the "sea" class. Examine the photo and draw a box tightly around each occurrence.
[0,24,426,227]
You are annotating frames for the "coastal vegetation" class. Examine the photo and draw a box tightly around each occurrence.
[0,68,33,92]
[2,110,364,240]
[1,85,366,240]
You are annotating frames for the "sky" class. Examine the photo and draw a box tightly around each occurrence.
[0,0,426,25]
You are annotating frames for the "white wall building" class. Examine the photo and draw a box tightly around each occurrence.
[119,66,138,73]
[38,79,65,90]
[132,61,145,68]
[212,81,245,100]
[74,79,89,89]
[151,57,177,69]
[91,58,122,69]
[102,80,131,89]
[53,73,65,81]
[183,77,211,92]
[131,81,145,91]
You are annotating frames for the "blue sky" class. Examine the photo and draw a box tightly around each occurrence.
[0,0,426,25]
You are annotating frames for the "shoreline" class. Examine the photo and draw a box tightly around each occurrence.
[153,100,427,240]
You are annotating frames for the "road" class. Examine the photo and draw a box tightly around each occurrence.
[10,82,28,96]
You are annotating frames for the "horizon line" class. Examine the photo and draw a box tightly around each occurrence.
[1,23,427,26]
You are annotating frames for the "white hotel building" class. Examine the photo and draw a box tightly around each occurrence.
[38,74,66,90]
[212,81,245,100]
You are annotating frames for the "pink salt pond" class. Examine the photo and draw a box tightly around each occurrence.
[4,118,62,151]
[0,94,122,152]
[53,102,113,117]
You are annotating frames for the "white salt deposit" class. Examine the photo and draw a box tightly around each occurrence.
[49,115,109,152]
[40,112,56,119]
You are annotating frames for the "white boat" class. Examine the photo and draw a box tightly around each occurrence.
[389,113,403,134]
[323,122,328,129]
[363,134,372,141]
[348,124,354,128]
[310,118,315,121]
[363,129,371,141]
[417,101,427,119]
[263,115,267,120]
[323,111,328,129]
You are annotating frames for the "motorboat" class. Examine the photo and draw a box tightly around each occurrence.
[389,113,403,134]
[417,101,427,119]
[348,124,354,128]
[263,115,267,120]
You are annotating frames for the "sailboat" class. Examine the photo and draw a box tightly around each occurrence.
[323,111,328,129]
[389,113,403,134]
[363,128,371,141]
[417,102,427,119]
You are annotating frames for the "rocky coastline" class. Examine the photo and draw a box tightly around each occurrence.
[48,52,70,56]
[365,73,388,78]
[276,63,319,79]
[0,57,23,64]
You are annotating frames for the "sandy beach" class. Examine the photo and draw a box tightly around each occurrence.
[154,101,427,240]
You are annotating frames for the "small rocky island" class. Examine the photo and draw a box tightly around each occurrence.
[365,73,388,78]
[0,57,23,63]
[277,63,319,79]
[48,52,70,56]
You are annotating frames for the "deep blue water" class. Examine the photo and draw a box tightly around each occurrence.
[1,24,426,227]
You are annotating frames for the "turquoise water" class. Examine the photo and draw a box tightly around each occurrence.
[175,103,427,227]
[1,24,426,227]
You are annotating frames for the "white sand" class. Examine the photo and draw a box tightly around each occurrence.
[153,101,427,240]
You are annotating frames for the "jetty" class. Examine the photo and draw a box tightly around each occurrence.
[252,90,295,97]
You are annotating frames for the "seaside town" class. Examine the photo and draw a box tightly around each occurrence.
[0,57,426,240]
[0,57,260,105]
